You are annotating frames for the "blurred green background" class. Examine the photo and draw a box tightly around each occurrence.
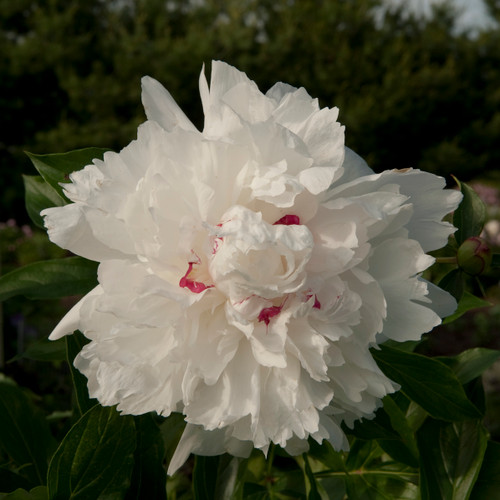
[2,0,500,223]
[1,0,499,433]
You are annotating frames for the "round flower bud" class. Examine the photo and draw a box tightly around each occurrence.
[457,237,492,275]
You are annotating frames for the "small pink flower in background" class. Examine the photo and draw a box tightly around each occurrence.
[483,220,500,248]
[42,61,462,474]
[470,182,500,207]
[470,182,500,248]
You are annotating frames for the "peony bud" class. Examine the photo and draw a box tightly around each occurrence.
[457,237,492,275]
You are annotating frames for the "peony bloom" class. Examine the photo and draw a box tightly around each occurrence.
[42,61,462,474]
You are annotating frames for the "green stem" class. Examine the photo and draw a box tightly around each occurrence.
[266,443,276,477]
[263,444,277,497]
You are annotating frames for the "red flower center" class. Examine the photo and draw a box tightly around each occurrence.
[274,214,300,226]
[179,261,214,293]
[258,305,283,326]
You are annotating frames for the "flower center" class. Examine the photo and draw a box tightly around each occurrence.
[274,214,300,226]
[257,305,283,326]
[179,254,214,294]
[307,293,322,310]
[178,208,321,327]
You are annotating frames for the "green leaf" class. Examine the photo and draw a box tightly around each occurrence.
[380,339,419,352]
[266,451,307,500]
[0,468,33,493]
[307,439,346,472]
[126,414,166,500]
[192,455,249,500]
[308,440,418,500]
[345,439,379,471]
[315,477,346,500]
[443,291,491,324]
[0,257,98,301]
[66,331,97,417]
[344,441,418,500]
[0,378,55,485]
[23,175,66,228]
[376,439,419,469]
[438,268,465,302]
[452,177,487,245]
[372,345,482,421]
[159,413,186,471]
[404,401,428,432]
[241,483,268,500]
[345,472,419,500]
[301,454,322,500]
[418,419,487,500]
[380,396,419,466]
[348,409,399,442]
[213,455,244,500]
[437,348,500,384]
[193,455,220,500]
[348,397,418,467]
[47,405,135,500]
[463,378,486,416]
[470,441,500,499]
[0,487,48,500]
[26,148,110,201]
[9,336,66,363]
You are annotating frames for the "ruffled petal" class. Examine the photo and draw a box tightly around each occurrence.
[44,61,459,474]
[141,76,197,132]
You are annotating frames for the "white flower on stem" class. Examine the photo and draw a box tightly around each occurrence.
[42,61,462,474]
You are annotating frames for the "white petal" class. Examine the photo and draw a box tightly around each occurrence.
[48,286,101,340]
[329,169,462,251]
[42,205,127,261]
[299,166,337,195]
[141,76,197,132]
[418,279,458,319]
[369,239,442,341]
[266,81,300,103]
[336,147,373,185]
[168,423,252,475]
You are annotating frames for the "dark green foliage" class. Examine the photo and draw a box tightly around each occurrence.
[65,331,96,417]
[372,345,482,421]
[47,405,136,500]
[453,177,487,246]
[0,257,98,301]
[2,0,500,222]
[0,378,56,486]
[417,419,487,500]
[126,414,167,500]
[470,441,500,499]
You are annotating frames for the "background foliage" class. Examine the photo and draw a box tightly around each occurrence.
[1,0,500,498]
[2,0,500,223]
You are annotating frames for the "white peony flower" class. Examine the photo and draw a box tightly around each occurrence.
[42,61,462,474]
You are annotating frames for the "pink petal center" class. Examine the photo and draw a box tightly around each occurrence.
[306,293,322,309]
[179,262,213,293]
[274,214,300,225]
[258,305,283,326]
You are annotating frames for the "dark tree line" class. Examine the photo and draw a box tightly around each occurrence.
[1,0,500,223]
